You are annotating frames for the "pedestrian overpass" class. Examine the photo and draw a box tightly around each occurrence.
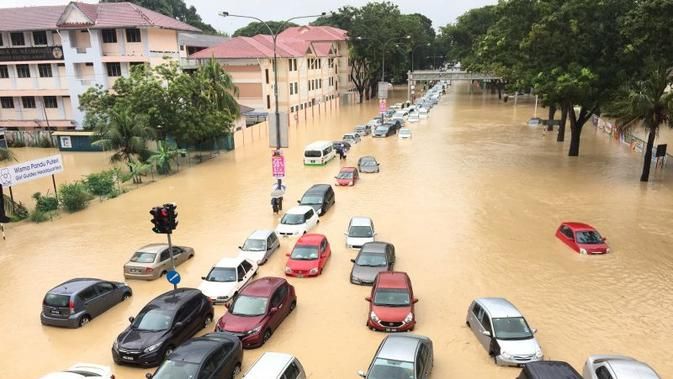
[408,70,501,82]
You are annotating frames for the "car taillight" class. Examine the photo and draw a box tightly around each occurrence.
[69,299,75,314]
[145,267,154,273]
[110,375,115,379]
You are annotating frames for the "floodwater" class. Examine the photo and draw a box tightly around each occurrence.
[1,85,673,378]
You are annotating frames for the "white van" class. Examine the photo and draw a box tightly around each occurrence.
[244,352,307,379]
[304,141,336,166]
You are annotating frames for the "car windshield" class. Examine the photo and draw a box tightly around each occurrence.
[281,213,305,225]
[375,127,388,133]
[43,293,69,307]
[575,230,603,244]
[349,225,373,238]
[205,267,236,282]
[361,159,377,167]
[130,251,156,263]
[132,309,172,331]
[337,171,354,179]
[344,135,354,139]
[291,246,319,260]
[230,295,268,316]
[300,195,323,205]
[152,359,200,379]
[368,358,415,379]
[355,252,386,266]
[492,317,533,340]
[373,289,410,307]
[242,238,266,251]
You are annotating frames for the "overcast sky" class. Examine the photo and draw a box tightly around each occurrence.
[3,0,497,34]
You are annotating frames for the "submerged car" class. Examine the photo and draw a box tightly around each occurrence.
[298,184,335,215]
[466,297,543,366]
[350,242,395,285]
[215,277,296,348]
[399,128,412,139]
[238,230,281,265]
[355,124,372,136]
[112,288,214,367]
[41,278,132,328]
[343,132,361,144]
[335,167,359,186]
[372,125,395,138]
[555,222,609,255]
[275,206,319,237]
[358,156,380,173]
[582,355,661,379]
[345,216,376,249]
[39,363,114,379]
[124,244,195,280]
[357,334,433,379]
[243,352,307,379]
[366,272,417,332]
[517,361,581,379]
[198,256,258,304]
[407,112,420,123]
[285,234,331,278]
[146,333,243,379]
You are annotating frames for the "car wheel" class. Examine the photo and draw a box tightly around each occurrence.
[79,315,91,327]
[161,270,167,277]
[262,329,272,344]
[289,300,296,312]
[122,292,132,301]
[164,346,175,360]
[204,314,213,328]
[231,363,241,379]
[466,320,470,327]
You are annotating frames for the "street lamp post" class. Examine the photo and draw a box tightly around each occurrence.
[408,42,431,102]
[219,11,325,193]
[381,35,411,82]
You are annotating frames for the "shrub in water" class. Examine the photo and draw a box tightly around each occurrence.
[29,210,50,223]
[84,170,116,197]
[59,182,92,212]
[32,192,59,213]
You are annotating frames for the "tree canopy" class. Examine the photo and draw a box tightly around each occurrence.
[100,0,218,34]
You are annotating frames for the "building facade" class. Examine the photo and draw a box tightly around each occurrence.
[191,26,356,122]
[0,1,202,131]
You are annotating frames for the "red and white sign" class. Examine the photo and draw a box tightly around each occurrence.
[379,99,387,113]
[271,151,285,179]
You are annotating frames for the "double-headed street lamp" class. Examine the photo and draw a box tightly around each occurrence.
[219,11,326,191]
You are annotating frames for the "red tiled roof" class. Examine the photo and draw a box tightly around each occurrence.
[279,25,348,41]
[191,34,339,59]
[0,2,200,32]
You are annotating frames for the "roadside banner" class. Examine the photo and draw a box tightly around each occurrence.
[0,154,63,187]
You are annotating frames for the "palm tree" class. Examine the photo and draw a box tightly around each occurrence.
[147,141,186,175]
[0,147,16,162]
[199,58,240,118]
[604,65,673,182]
[92,108,155,163]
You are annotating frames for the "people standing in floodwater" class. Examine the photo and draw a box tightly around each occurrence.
[271,197,279,214]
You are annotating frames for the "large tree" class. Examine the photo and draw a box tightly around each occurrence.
[438,5,497,69]
[233,21,298,37]
[91,108,155,163]
[100,0,217,34]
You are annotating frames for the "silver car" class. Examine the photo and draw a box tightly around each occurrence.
[345,216,376,249]
[350,242,395,285]
[243,352,307,379]
[358,334,433,379]
[582,355,661,379]
[238,230,280,265]
[123,243,194,280]
[466,297,543,366]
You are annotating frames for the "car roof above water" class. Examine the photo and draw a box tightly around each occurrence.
[147,288,203,311]
[377,334,429,363]
[476,297,522,318]
[171,333,239,364]
[248,230,274,240]
[350,216,373,227]
[49,278,103,295]
[245,352,295,378]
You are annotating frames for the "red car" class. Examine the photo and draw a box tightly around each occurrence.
[335,167,359,186]
[215,277,296,348]
[366,271,418,332]
[285,234,331,277]
[555,222,610,255]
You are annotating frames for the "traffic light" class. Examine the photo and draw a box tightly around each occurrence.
[150,206,171,234]
[164,203,178,231]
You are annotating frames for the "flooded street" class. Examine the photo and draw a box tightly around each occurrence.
[2,85,673,378]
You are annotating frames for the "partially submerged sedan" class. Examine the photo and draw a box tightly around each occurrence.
[335,167,359,186]
[358,156,380,173]
[582,355,661,379]
[124,244,194,280]
[556,222,609,255]
[350,242,395,285]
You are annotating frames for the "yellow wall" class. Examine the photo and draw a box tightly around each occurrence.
[148,29,178,53]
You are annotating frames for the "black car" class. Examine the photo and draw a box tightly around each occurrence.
[41,278,132,328]
[372,125,395,138]
[112,288,214,367]
[358,156,380,173]
[298,184,335,216]
[147,332,243,379]
[386,120,402,132]
[517,361,581,379]
[332,140,351,153]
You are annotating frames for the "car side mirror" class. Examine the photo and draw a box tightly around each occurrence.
[532,328,538,334]
[357,370,367,377]
[296,200,300,204]
[365,296,371,302]
[350,259,355,263]
[146,373,153,379]
[481,330,491,337]
[271,306,279,313]
[286,253,291,257]
[237,246,242,249]
[413,298,419,304]
[128,316,135,323]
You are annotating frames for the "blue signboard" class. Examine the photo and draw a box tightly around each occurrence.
[166,270,181,285]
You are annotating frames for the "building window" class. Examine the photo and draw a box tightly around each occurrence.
[38,64,52,78]
[0,66,8,79]
[16,64,30,78]
[33,31,48,45]
[106,62,121,77]
[265,69,269,84]
[43,96,58,108]
[294,82,298,94]
[21,96,36,109]
[289,58,298,72]
[0,34,3,47]
[266,95,271,109]
[290,82,294,95]
[102,29,117,43]
[125,28,141,43]
[10,32,25,46]
[0,97,13,108]
[308,80,312,91]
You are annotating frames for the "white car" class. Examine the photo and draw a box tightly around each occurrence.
[419,108,429,119]
[198,256,258,304]
[399,128,412,139]
[238,229,281,265]
[275,205,319,237]
[244,352,307,379]
[408,112,420,123]
[392,110,409,120]
[583,355,661,379]
[39,363,114,379]
[343,132,361,144]
[345,216,376,249]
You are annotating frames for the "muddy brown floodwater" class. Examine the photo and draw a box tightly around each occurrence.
[1,84,673,378]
